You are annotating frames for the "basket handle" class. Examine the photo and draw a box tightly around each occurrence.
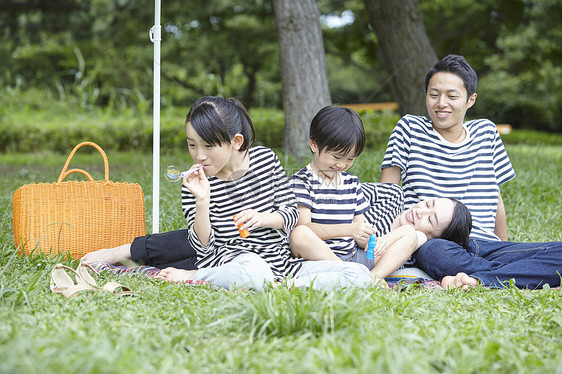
[57,141,110,183]
[59,168,95,182]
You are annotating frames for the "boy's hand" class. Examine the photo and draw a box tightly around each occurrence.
[352,222,375,248]
[182,164,210,201]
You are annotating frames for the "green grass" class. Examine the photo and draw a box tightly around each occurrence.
[1,135,561,373]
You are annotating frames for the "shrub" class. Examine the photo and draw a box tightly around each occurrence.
[0,91,401,153]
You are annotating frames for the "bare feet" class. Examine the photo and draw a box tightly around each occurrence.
[441,272,479,290]
[156,267,197,282]
[81,244,133,264]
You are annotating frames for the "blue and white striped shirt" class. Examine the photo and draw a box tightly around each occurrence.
[382,115,516,241]
[290,165,370,257]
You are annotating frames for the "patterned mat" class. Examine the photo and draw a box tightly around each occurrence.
[88,262,445,291]
[385,276,443,291]
[88,262,213,287]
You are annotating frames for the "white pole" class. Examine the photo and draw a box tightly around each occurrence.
[150,0,162,233]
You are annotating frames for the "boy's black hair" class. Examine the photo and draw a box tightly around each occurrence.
[440,198,472,250]
[310,105,365,157]
[186,96,255,152]
[425,54,478,100]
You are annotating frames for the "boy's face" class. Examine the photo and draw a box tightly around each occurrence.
[309,140,357,182]
[426,72,477,137]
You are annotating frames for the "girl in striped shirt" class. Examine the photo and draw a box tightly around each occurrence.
[154,97,372,290]
[84,97,372,291]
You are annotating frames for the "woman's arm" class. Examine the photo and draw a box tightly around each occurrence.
[380,166,402,184]
[370,225,421,279]
[494,190,508,241]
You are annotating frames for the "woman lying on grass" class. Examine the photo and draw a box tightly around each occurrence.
[288,105,472,282]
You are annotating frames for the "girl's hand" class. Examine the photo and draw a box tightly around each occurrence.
[352,223,375,248]
[234,209,265,231]
[182,164,210,201]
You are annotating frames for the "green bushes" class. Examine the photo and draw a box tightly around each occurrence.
[0,91,402,153]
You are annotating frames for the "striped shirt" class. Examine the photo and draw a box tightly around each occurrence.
[290,165,369,257]
[382,114,516,241]
[361,182,404,237]
[181,146,302,278]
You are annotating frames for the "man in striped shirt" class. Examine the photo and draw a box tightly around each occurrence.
[381,54,562,289]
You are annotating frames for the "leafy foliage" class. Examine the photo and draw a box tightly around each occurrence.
[1,0,561,139]
[0,91,401,154]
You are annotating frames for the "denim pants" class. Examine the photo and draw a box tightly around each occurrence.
[194,253,372,291]
[414,238,562,289]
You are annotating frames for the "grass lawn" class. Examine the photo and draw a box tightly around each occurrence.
[0,139,561,373]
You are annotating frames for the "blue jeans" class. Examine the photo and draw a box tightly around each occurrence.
[414,239,562,289]
[195,253,372,291]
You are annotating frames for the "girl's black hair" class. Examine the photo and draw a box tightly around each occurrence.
[186,96,255,152]
[440,198,472,250]
[310,105,365,157]
[425,54,478,101]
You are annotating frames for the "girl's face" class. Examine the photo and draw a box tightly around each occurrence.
[395,198,455,239]
[309,140,357,182]
[185,122,240,179]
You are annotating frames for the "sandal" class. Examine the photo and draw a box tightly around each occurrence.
[77,262,133,296]
[76,262,102,288]
[102,282,134,296]
[50,264,81,294]
[62,283,97,299]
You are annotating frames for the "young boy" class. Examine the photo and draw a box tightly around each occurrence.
[380,54,562,289]
[289,105,426,280]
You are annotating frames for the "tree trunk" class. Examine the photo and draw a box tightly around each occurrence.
[363,0,438,116]
[273,0,331,156]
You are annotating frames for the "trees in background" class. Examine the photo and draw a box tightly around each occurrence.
[274,0,331,156]
[1,0,561,134]
[363,0,437,116]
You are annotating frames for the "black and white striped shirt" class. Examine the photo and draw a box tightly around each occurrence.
[290,165,370,257]
[382,115,516,240]
[181,146,302,278]
[361,182,404,237]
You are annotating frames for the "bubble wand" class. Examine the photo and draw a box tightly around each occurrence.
[164,165,205,182]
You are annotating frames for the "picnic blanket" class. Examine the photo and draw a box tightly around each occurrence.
[89,262,443,291]
[89,262,214,287]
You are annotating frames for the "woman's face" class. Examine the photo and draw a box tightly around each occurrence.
[395,198,455,239]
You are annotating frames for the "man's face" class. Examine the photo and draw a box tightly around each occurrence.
[426,72,476,136]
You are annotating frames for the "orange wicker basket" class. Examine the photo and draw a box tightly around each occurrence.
[13,141,146,259]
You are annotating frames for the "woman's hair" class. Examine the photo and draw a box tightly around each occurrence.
[440,198,472,250]
[186,96,255,152]
[310,105,365,157]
